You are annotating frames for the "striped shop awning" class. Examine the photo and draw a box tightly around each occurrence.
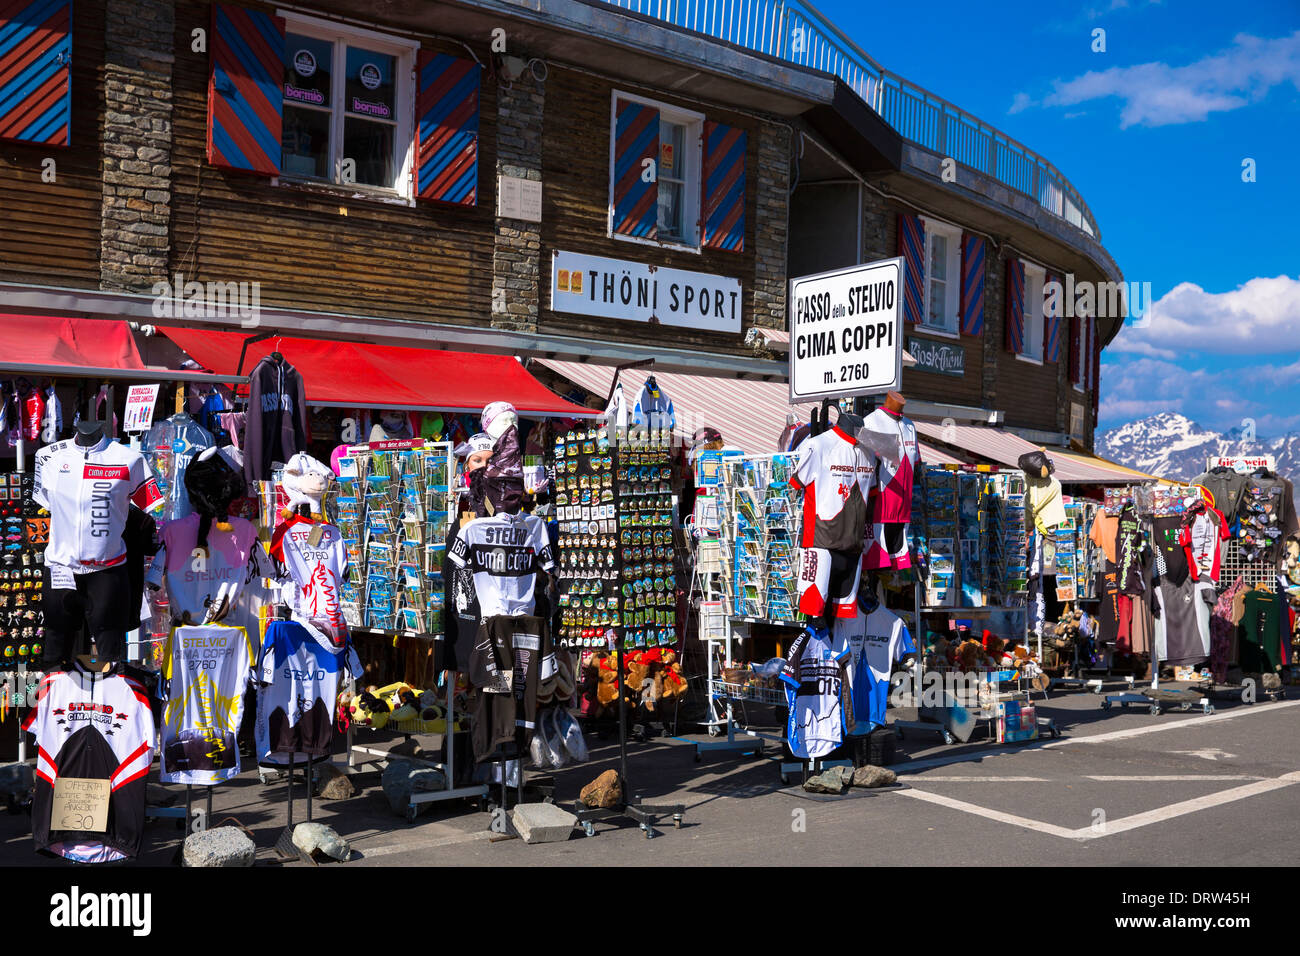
[914,421,1156,484]
[535,358,965,464]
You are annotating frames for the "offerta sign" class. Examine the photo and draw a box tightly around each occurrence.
[789,258,903,403]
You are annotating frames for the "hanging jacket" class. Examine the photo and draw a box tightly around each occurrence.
[243,355,308,486]
[141,414,214,521]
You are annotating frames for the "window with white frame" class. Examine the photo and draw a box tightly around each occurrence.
[1021,261,1046,361]
[921,217,961,334]
[611,93,703,248]
[280,14,416,197]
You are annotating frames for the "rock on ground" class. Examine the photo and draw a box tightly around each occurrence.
[293,822,351,862]
[803,766,853,794]
[314,763,356,800]
[579,769,622,808]
[852,765,897,788]
[381,759,446,816]
[182,827,256,868]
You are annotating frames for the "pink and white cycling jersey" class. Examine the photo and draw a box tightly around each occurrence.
[791,426,875,552]
[863,408,919,524]
[270,516,349,647]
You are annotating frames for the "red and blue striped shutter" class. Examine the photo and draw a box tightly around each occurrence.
[958,232,985,336]
[1090,318,1100,417]
[702,120,745,251]
[1069,313,1082,384]
[1045,271,1062,362]
[612,98,658,239]
[0,0,73,146]
[416,52,479,205]
[207,4,283,175]
[1004,257,1025,354]
[896,212,924,325]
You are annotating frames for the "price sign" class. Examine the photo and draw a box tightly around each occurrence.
[122,384,160,433]
[51,777,110,833]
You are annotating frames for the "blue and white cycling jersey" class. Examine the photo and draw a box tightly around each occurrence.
[780,625,851,759]
[835,605,915,733]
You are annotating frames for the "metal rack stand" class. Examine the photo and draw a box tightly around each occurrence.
[343,673,487,821]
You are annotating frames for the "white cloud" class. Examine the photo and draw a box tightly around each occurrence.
[1009,91,1034,114]
[1026,31,1300,127]
[1099,354,1300,434]
[1109,274,1300,356]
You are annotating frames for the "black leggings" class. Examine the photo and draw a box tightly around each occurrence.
[43,563,132,665]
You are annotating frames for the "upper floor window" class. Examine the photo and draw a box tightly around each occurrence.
[920,217,961,334]
[279,16,416,199]
[610,92,705,251]
[1021,261,1046,362]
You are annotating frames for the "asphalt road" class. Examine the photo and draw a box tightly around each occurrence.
[2,684,1297,868]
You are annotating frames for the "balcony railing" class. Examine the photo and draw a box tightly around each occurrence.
[593,0,1100,240]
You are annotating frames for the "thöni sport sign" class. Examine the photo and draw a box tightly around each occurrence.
[789,257,904,402]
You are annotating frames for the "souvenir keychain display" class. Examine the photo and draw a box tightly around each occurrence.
[553,424,620,649]
[1,471,45,668]
[615,435,677,651]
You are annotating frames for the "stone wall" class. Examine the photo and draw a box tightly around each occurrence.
[491,72,545,332]
[751,123,790,329]
[99,0,174,293]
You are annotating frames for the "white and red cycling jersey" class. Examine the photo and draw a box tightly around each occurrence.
[862,407,920,524]
[270,516,348,647]
[37,436,164,573]
[791,426,875,552]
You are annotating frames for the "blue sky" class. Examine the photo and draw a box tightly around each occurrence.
[816,0,1300,437]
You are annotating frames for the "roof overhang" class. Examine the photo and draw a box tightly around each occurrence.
[0,282,788,380]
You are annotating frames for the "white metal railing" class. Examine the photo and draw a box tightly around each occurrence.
[595,0,1101,241]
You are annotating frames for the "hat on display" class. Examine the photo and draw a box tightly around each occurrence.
[482,401,518,440]
[453,432,495,458]
[281,452,334,518]
[687,426,724,465]
[1016,449,1055,479]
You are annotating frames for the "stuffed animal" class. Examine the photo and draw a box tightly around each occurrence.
[281,452,334,519]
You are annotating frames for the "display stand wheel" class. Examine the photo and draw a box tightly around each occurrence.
[582,821,596,838]
[1202,701,1215,715]
[1177,702,1192,712]
[673,813,683,829]
[1149,703,1161,716]
[641,821,653,839]
[405,804,419,824]
[707,725,722,738]
[1100,700,1112,711]
[941,730,956,745]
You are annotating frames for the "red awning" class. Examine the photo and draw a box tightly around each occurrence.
[0,315,147,375]
[159,327,596,418]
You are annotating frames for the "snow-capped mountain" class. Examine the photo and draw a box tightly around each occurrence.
[1097,412,1300,487]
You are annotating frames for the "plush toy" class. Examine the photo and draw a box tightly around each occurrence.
[955,638,985,671]
[281,451,334,519]
[658,649,687,701]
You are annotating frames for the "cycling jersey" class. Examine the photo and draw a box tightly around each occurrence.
[24,662,155,862]
[780,625,851,759]
[448,512,555,618]
[38,436,164,572]
[861,407,919,523]
[632,379,675,430]
[255,620,356,764]
[31,437,74,510]
[835,604,915,732]
[269,516,348,648]
[160,624,255,785]
[791,427,874,552]
[1179,506,1229,583]
[148,514,273,629]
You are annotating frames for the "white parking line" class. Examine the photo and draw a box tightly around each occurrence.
[895,770,1300,841]
[359,829,494,859]
[1043,699,1300,748]
[1083,775,1261,781]
[897,788,1080,839]
[909,776,1052,782]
